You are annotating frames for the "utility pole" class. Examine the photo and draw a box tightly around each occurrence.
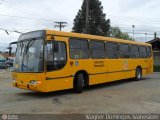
[154,32,157,39]
[85,0,89,34]
[132,25,135,39]
[154,32,157,49]
[145,33,147,42]
[54,22,67,31]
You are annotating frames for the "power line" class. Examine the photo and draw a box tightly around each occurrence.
[115,23,160,27]
[110,17,160,23]
[107,14,160,21]
[0,13,54,21]
[119,28,158,32]
[111,20,160,25]
[125,32,160,35]
[0,13,160,32]
[0,0,34,17]
[121,30,160,35]
[0,0,52,22]
[112,24,160,34]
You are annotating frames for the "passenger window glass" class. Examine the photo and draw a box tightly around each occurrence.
[119,44,130,58]
[130,45,139,58]
[46,41,67,71]
[146,46,152,58]
[46,42,54,61]
[106,42,119,59]
[90,40,106,59]
[139,46,147,58]
[69,39,89,59]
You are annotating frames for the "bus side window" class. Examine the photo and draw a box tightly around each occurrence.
[46,41,67,71]
[106,42,119,59]
[90,40,106,59]
[146,46,152,58]
[46,41,54,62]
[119,43,130,58]
[139,46,147,58]
[69,38,89,59]
[130,45,139,58]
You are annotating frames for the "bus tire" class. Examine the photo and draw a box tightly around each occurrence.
[135,67,142,81]
[74,73,84,93]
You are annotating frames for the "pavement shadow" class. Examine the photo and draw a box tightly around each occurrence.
[17,89,74,98]
[86,77,148,91]
[17,77,149,98]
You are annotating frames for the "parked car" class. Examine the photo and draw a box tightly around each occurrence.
[0,62,7,69]
[5,59,14,67]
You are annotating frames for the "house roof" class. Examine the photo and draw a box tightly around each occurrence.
[0,54,5,59]
[147,38,160,44]
[0,53,15,58]
[147,38,160,50]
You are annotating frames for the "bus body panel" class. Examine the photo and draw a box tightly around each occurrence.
[12,30,153,92]
[12,72,45,92]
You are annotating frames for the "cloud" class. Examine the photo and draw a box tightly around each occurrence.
[0,0,160,50]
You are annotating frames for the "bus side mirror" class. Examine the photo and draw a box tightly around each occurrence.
[8,41,17,56]
[54,41,59,52]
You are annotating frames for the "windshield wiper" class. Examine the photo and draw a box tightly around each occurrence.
[24,40,35,55]
[20,42,24,56]
[21,39,35,71]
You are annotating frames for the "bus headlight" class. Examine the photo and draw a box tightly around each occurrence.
[29,80,42,85]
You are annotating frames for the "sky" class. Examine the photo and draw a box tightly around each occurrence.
[0,0,160,51]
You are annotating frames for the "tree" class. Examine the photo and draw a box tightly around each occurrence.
[110,27,134,40]
[72,0,110,36]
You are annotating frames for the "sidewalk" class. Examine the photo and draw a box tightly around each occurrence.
[0,69,12,79]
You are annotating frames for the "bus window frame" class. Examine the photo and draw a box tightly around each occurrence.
[130,44,140,59]
[139,45,147,58]
[146,46,152,58]
[45,40,68,72]
[119,43,131,59]
[69,37,90,60]
[106,41,119,59]
[90,40,106,59]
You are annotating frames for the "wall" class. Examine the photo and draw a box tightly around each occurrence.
[0,54,6,62]
[153,51,160,72]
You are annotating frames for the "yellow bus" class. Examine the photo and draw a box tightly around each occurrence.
[11,30,153,93]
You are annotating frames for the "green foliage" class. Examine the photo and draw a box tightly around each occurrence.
[72,0,133,40]
[154,65,160,72]
[110,27,134,41]
[72,0,110,36]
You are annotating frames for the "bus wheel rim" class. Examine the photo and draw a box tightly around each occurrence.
[137,70,141,79]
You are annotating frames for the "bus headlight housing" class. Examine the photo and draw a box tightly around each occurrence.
[29,80,41,85]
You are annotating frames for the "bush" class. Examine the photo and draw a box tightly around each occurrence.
[154,65,160,72]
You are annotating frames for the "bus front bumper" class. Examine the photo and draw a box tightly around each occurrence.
[12,81,44,92]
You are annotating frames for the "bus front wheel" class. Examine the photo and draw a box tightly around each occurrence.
[135,67,142,81]
[74,73,84,93]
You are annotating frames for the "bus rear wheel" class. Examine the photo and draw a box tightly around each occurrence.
[74,73,84,93]
[135,67,142,81]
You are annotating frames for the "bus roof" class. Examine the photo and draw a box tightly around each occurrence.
[46,29,151,46]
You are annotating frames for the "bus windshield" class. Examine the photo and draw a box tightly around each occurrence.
[13,39,44,72]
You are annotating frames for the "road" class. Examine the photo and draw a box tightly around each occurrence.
[0,70,160,114]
